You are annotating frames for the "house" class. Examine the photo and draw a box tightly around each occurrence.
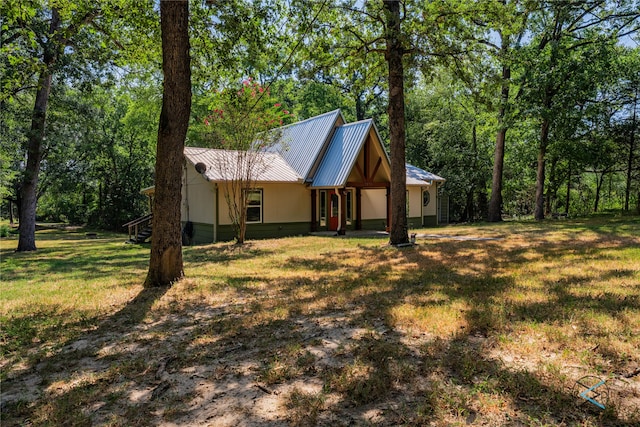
[180,109,445,244]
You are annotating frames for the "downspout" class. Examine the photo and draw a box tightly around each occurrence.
[184,161,190,222]
[213,183,218,243]
[421,186,425,227]
[335,187,341,233]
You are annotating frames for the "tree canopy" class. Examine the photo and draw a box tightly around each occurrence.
[2,0,639,251]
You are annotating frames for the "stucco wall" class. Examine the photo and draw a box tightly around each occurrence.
[422,185,438,217]
[216,182,311,225]
[361,188,387,220]
[182,164,216,224]
[263,183,310,223]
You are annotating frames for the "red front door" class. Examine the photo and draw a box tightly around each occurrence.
[329,190,339,231]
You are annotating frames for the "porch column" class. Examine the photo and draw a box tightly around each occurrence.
[310,189,317,232]
[338,188,347,235]
[355,187,362,230]
[386,185,391,232]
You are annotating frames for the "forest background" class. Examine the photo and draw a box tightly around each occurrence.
[1,0,639,235]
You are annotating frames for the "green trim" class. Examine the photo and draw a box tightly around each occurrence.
[184,216,438,245]
[359,218,388,231]
[422,215,438,227]
[188,222,215,245]
[184,221,312,244]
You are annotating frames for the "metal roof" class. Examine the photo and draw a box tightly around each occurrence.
[267,109,342,180]
[311,119,373,188]
[184,110,445,188]
[184,147,302,183]
[406,163,446,186]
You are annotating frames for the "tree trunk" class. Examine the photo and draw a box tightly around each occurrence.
[535,117,549,220]
[594,172,604,213]
[355,94,366,121]
[144,0,191,287]
[625,87,637,211]
[487,37,511,223]
[565,161,571,214]
[545,155,558,215]
[384,0,408,245]
[16,10,61,252]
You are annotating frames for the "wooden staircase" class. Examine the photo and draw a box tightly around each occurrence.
[123,214,153,243]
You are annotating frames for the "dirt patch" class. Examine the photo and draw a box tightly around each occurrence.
[3,290,639,426]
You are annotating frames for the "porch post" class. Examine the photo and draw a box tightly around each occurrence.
[339,188,347,235]
[311,189,317,232]
[386,185,391,232]
[355,187,362,230]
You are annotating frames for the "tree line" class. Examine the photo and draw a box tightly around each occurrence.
[2,0,639,250]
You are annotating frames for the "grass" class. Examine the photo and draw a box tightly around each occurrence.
[1,216,639,426]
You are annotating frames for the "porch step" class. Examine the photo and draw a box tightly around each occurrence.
[131,225,152,243]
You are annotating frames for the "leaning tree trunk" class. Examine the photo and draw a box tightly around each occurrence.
[144,0,191,287]
[594,172,604,213]
[384,0,408,246]
[16,11,61,252]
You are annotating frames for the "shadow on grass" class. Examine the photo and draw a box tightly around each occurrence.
[185,242,276,266]
[0,285,169,423]
[1,219,638,425]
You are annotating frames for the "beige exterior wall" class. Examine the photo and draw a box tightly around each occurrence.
[361,188,387,220]
[182,164,216,224]
[407,187,422,218]
[422,185,438,217]
[263,183,310,223]
[213,181,310,225]
[182,159,440,228]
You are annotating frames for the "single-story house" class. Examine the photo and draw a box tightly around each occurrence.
[179,109,445,244]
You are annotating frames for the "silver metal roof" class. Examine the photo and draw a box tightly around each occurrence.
[267,109,342,180]
[406,163,446,186]
[184,110,445,188]
[311,120,373,188]
[184,147,302,183]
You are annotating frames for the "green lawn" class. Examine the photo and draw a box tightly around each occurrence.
[1,217,639,426]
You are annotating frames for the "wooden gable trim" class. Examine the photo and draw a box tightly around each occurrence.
[370,157,382,181]
[346,181,390,188]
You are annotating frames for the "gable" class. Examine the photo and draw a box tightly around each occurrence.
[268,109,343,180]
[311,119,391,188]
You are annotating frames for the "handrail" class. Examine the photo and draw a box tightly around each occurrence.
[123,213,153,242]
[122,213,153,228]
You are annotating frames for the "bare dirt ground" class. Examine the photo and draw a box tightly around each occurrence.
[2,282,639,426]
[2,228,640,426]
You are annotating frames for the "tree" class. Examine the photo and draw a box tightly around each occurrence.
[406,72,494,222]
[384,0,409,245]
[522,0,640,220]
[1,0,153,250]
[144,0,191,287]
[13,6,64,251]
[199,79,294,244]
[472,0,530,222]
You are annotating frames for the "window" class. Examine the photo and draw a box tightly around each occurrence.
[319,190,327,226]
[246,189,262,223]
[423,190,430,207]
[331,193,339,217]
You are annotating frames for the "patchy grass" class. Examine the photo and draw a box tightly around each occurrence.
[1,217,639,426]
